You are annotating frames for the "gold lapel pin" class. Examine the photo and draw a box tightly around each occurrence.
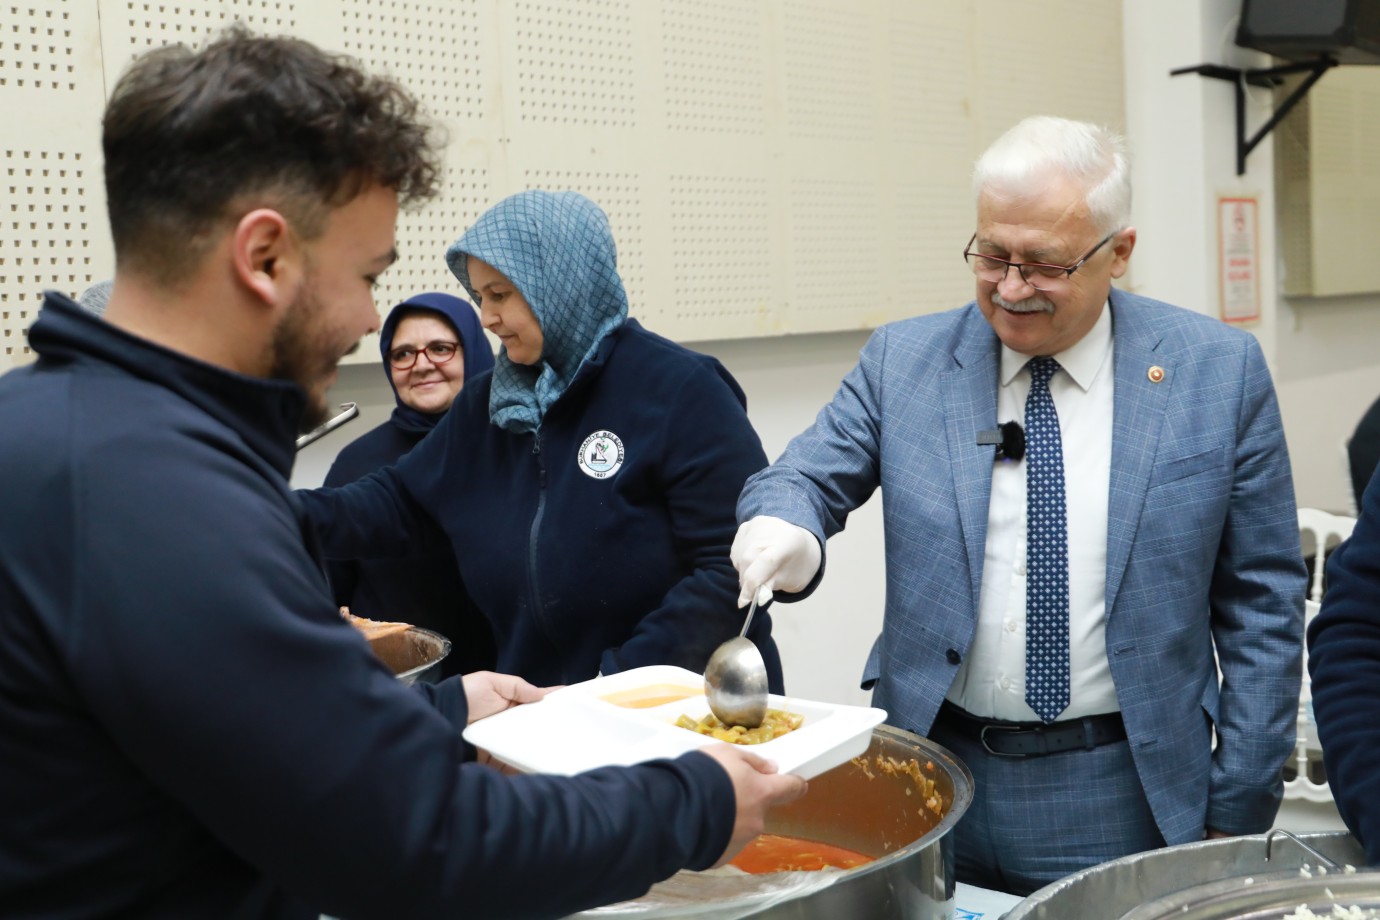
[1148,365,1165,384]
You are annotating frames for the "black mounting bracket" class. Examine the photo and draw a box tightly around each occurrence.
[1170,56,1338,176]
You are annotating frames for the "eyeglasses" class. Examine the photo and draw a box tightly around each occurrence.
[387,340,459,369]
[963,230,1119,290]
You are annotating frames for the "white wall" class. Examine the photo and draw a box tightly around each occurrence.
[1276,293,1380,515]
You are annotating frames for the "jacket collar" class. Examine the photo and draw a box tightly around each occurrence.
[28,292,307,477]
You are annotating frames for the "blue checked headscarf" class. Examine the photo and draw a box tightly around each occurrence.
[445,190,628,434]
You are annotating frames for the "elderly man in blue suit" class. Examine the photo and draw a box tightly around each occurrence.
[733,115,1305,895]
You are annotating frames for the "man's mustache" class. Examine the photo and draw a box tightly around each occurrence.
[992,290,1054,314]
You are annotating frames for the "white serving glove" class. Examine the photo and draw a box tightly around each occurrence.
[730,515,822,608]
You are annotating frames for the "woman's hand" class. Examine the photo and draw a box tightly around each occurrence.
[461,671,554,723]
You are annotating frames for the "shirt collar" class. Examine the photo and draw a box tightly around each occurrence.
[998,299,1112,392]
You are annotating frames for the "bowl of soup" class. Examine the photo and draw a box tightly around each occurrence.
[343,609,451,686]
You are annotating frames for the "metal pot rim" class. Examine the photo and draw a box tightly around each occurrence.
[394,627,451,685]
[1121,867,1380,919]
[835,724,974,879]
[570,722,975,919]
[1006,830,1366,920]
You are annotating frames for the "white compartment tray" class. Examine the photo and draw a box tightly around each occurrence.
[462,665,886,780]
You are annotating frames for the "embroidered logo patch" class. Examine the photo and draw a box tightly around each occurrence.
[577,430,625,479]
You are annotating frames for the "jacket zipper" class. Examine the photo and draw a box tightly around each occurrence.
[526,432,561,668]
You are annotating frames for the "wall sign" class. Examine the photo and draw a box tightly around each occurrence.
[1218,196,1260,324]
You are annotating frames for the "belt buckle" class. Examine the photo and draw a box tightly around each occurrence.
[978,724,1032,759]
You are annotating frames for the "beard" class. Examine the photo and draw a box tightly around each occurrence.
[269,279,348,434]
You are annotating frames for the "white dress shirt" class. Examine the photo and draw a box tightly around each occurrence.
[948,303,1117,721]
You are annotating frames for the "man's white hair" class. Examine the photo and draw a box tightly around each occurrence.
[972,116,1131,236]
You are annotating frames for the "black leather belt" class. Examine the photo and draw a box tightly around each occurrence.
[936,701,1127,759]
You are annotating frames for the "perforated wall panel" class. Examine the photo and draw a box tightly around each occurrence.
[2,0,79,90]
[1,0,106,367]
[1,0,1126,371]
[783,2,877,143]
[1276,66,1380,297]
[668,174,773,328]
[0,147,99,361]
[971,0,1125,149]
[881,7,975,319]
[1276,98,1315,296]
[513,0,637,128]
[340,0,486,125]
[116,0,297,48]
[661,0,767,137]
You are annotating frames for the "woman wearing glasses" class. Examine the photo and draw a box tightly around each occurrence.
[303,190,783,691]
[322,292,497,678]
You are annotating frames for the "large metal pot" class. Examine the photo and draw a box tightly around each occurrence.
[1006,830,1366,920]
[574,724,973,919]
[1121,868,1380,919]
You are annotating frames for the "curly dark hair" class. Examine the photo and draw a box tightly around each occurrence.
[103,24,442,284]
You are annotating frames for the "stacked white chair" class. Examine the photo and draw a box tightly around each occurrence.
[1284,508,1357,803]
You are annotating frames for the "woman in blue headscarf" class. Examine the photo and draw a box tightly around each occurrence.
[322,292,496,678]
[303,191,783,690]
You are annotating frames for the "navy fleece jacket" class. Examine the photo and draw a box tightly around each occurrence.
[0,294,734,919]
[1310,467,1380,863]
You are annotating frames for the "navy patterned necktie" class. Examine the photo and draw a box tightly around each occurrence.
[1024,356,1069,724]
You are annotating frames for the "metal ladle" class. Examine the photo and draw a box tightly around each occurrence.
[704,587,770,728]
[295,402,359,451]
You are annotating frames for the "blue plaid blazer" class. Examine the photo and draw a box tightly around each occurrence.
[738,289,1306,845]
